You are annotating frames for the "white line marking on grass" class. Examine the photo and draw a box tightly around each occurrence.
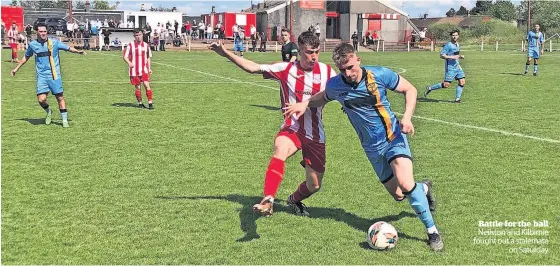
[401,114,560,144]
[92,51,560,144]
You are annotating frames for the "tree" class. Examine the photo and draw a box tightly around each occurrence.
[518,0,560,30]
[470,0,493,15]
[456,6,468,16]
[446,8,456,17]
[75,0,86,9]
[93,0,112,10]
[488,0,517,22]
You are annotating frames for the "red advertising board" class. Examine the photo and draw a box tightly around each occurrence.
[299,0,324,10]
[1,6,24,31]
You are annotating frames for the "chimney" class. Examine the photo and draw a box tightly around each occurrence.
[85,0,91,12]
[423,13,428,19]
[212,6,215,13]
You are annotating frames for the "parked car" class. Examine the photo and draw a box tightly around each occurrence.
[34,17,67,34]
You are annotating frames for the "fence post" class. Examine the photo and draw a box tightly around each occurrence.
[323,41,326,52]
[188,36,191,51]
[495,41,498,51]
[521,40,524,52]
[550,40,553,52]
[376,40,380,52]
[481,41,484,51]
[382,40,385,52]
[275,41,278,52]
[430,41,434,51]
[407,41,410,52]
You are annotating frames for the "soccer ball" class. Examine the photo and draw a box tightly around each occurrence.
[366,221,398,250]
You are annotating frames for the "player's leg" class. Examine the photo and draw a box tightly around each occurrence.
[533,57,539,76]
[253,131,300,216]
[36,90,52,125]
[48,79,69,127]
[287,140,326,216]
[142,77,154,110]
[524,56,532,75]
[425,72,452,97]
[454,70,466,103]
[386,135,443,251]
[131,77,145,108]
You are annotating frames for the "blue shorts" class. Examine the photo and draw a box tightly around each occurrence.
[444,68,465,82]
[527,47,540,59]
[37,78,63,95]
[364,134,412,183]
[234,42,244,52]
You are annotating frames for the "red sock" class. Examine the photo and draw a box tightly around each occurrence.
[263,157,285,197]
[135,89,142,102]
[289,181,313,203]
[12,50,17,59]
[146,89,153,103]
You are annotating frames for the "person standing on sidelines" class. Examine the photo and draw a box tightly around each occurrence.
[123,29,154,110]
[7,22,19,63]
[523,24,544,76]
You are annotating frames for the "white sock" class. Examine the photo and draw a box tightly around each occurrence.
[423,183,429,195]
[427,226,438,234]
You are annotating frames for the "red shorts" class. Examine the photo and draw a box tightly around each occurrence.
[9,43,17,50]
[130,74,150,86]
[277,129,326,173]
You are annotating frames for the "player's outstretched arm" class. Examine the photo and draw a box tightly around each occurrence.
[10,56,29,76]
[68,47,87,55]
[393,76,417,136]
[209,41,261,73]
[283,91,330,119]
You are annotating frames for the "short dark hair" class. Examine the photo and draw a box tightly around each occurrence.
[450,29,460,35]
[297,31,320,49]
[281,28,289,34]
[133,28,143,34]
[35,22,47,30]
[332,43,356,66]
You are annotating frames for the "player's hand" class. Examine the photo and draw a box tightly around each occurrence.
[459,55,465,59]
[208,40,227,57]
[79,50,87,55]
[128,62,134,68]
[400,117,415,136]
[10,69,17,76]
[540,50,544,55]
[283,101,309,120]
[149,69,153,74]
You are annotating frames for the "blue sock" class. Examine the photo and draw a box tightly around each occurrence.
[525,63,530,73]
[60,109,68,121]
[534,64,538,73]
[404,183,435,229]
[455,85,464,100]
[429,83,443,91]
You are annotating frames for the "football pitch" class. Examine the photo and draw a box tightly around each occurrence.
[2,49,559,264]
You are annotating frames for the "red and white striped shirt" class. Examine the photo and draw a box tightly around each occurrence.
[123,41,152,76]
[261,62,336,143]
[7,28,18,44]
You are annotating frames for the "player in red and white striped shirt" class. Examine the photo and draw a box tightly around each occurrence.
[210,31,336,217]
[123,29,154,109]
[7,22,19,63]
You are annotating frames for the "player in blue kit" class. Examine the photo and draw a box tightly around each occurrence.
[283,43,443,251]
[524,24,544,76]
[424,29,465,103]
[10,23,86,128]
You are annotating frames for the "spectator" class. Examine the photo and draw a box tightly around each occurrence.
[102,28,111,50]
[83,27,91,50]
[259,31,267,52]
[25,24,32,41]
[372,30,379,45]
[351,31,358,50]
[215,21,223,39]
[174,20,179,37]
[173,34,182,47]
[232,23,238,38]
[159,24,166,51]
[250,24,256,36]
[1,21,5,45]
[198,21,205,40]
[144,23,152,43]
[206,23,213,41]
[251,30,260,52]
[111,37,122,48]
[192,20,198,39]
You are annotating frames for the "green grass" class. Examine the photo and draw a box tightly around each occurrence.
[2,49,559,264]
